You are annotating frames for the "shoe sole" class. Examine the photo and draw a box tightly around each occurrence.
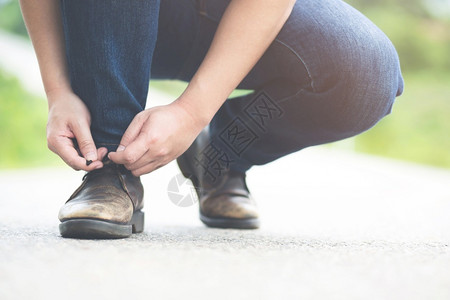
[177,154,260,230]
[59,210,144,239]
[200,213,260,229]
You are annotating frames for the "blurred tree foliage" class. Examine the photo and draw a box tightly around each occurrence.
[353,72,450,168]
[0,71,56,168]
[347,0,450,72]
[0,0,27,37]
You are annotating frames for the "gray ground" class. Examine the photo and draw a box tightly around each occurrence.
[1,148,449,300]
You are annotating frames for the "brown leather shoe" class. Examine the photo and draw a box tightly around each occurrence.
[58,159,144,239]
[177,129,259,229]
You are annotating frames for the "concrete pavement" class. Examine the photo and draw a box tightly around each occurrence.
[0,148,449,300]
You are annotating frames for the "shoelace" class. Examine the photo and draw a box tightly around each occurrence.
[81,160,125,181]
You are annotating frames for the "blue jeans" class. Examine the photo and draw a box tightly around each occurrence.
[61,0,404,172]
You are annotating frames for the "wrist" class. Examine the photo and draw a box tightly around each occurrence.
[176,78,230,127]
[46,86,74,107]
[45,85,73,97]
[173,95,214,130]
[42,68,72,97]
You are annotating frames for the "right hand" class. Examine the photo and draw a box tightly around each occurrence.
[46,89,107,171]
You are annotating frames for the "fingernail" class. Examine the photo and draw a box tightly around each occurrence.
[95,165,103,170]
[117,145,126,152]
[86,152,96,161]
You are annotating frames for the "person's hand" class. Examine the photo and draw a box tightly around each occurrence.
[46,89,107,171]
[108,101,207,176]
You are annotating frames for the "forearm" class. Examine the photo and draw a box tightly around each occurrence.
[19,0,71,98]
[177,0,296,125]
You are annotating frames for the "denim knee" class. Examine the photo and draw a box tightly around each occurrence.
[329,34,404,136]
[273,0,404,137]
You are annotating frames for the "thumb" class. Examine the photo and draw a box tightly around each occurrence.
[72,121,98,162]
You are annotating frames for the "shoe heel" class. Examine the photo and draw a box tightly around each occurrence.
[131,210,144,233]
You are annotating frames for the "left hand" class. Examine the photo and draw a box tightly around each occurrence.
[108,101,207,176]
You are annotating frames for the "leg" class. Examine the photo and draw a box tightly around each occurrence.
[58,0,160,238]
[156,0,404,172]
[61,0,160,152]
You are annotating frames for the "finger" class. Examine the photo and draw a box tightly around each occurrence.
[118,113,146,149]
[71,120,98,162]
[124,149,152,170]
[108,134,149,165]
[131,160,163,177]
[54,137,102,171]
[97,147,108,161]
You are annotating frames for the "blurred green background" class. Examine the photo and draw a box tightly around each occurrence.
[0,0,449,169]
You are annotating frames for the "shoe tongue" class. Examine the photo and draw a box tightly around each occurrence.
[101,158,127,171]
[84,162,122,186]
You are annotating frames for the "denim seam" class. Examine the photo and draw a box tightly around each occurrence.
[273,38,315,93]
